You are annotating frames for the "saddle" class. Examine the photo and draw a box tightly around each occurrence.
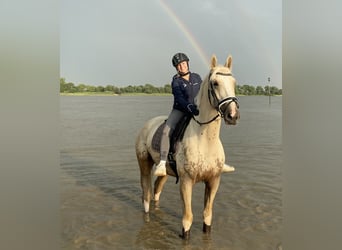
[152,114,192,183]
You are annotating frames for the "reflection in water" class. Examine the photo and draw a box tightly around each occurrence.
[61,96,282,249]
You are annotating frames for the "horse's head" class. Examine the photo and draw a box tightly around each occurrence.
[207,55,240,125]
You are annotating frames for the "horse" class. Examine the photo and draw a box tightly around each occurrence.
[135,54,240,239]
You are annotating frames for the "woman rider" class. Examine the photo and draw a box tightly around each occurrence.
[154,53,234,176]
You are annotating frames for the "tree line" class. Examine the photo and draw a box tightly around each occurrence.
[60,78,282,95]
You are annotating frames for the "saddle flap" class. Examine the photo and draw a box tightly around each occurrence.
[151,114,192,154]
[151,121,166,152]
[169,114,192,153]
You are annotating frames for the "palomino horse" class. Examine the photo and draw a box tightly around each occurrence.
[135,54,240,239]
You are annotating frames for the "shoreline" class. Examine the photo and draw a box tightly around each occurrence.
[60,92,172,96]
[60,92,282,97]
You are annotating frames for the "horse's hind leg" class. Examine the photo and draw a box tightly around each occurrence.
[138,157,154,213]
[203,176,221,233]
[154,175,168,202]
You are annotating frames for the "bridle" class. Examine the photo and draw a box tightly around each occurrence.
[192,71,239,126]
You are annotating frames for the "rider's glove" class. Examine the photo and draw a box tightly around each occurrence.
[187,104,199,116]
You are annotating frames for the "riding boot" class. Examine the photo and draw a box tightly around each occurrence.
[222,163,235,173]
[154,124,170,177]
[154,160,166,176]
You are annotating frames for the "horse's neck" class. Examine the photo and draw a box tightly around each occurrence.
[189,110,222,140]
[188,78,222,139]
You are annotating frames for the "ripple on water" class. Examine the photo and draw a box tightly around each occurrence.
[61,96,282,249]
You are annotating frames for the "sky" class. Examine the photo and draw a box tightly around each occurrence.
[60,0,282,88]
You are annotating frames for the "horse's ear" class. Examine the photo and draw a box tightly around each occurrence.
[210,55,217,69]
[224,55,233,70]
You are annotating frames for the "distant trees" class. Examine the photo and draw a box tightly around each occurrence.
[60,78,78,93]
[60,78,282,95]
[60,78,119,94]
[235,84,282,95]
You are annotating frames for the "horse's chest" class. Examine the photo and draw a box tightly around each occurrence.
[179,139,224,159]
[176,141,224,178]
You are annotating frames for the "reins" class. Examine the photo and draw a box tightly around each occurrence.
[192,71,239,126]
[192,113,221,125]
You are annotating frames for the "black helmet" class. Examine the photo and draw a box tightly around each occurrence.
[172,53,189,67]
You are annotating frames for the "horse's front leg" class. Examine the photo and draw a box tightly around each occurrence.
[154,175,168,202]
[203,175,221,233]
[179,176,193,239]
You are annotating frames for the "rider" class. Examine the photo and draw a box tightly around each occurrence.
[154,52,234,176]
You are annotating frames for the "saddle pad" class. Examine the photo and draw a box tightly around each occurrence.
[151,121,166,151]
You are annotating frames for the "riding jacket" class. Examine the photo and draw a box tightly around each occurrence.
[171,72,202,113]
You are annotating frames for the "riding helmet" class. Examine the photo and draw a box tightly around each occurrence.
[172,53,189,67]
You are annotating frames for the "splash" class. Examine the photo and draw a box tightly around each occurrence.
[158,0,209,67]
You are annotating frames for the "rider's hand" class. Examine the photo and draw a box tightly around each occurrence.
[187,104,199,116]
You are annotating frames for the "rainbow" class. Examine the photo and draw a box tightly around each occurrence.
[158,0,209,67]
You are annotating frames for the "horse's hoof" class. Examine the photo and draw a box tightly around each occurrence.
[179,228,190,240]
[203,223,211,233]
[143,212,150,222]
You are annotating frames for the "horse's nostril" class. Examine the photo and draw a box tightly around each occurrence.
[226,113,234,122]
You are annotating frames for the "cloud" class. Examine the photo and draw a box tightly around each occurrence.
[199,0,227,15]
[61,0,282,87]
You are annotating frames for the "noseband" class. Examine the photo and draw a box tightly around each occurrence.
[193,71,239,126]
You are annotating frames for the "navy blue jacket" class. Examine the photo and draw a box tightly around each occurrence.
[171,72,202,113]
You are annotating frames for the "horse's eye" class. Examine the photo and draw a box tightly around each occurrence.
[213,81,219,87]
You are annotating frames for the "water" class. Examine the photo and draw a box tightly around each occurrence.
[61,95,282,250]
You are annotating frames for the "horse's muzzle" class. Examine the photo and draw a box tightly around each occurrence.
[223,107,240,125]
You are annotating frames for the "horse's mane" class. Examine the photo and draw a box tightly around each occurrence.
[194,74,209,108]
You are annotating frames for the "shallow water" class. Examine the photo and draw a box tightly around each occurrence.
[60,95,282,249]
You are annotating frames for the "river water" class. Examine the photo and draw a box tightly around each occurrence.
[60,95,282,250]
